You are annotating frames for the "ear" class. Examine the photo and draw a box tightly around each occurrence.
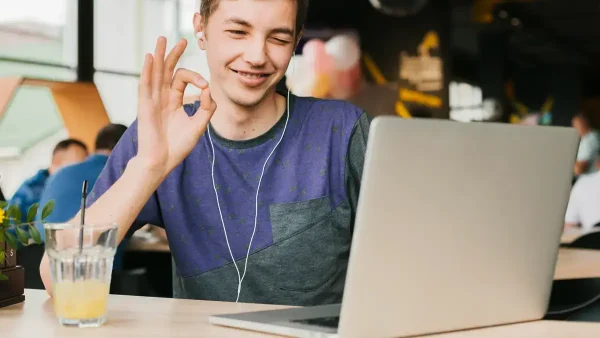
[193,12,206,50]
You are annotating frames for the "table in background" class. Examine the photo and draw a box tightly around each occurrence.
[561,228,600,245]
[2,290,600,338]
[554,248,600,280]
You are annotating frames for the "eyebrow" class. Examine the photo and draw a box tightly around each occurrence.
[224,17,294,36]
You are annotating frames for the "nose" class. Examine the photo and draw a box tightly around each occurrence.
[242,37,268,68]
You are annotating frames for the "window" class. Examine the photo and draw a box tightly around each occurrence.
[0,0,77,67]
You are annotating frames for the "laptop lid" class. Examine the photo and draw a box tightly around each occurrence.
[338,117,579,338]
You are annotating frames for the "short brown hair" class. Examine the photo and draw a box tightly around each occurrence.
[200,0,309,38]
[53,139,88,156]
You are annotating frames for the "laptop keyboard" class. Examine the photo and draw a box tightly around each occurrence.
[292,316,340,328]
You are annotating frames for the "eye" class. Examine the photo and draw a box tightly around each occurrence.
[271,37,292,45]
[227,30,247,37]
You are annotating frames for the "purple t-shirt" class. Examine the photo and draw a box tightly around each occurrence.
[88,94,370,306]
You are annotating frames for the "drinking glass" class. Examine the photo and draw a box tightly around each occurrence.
[44,223,118,328]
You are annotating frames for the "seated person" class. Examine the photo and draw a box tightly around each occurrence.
[41,0,369,306]
[36,124,128,269]
[9,139,88,222]
[565,150,600,231]
[572,112,600,177]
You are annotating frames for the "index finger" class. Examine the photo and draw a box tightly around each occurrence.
[167,68,208,111]
[163,39,188,88]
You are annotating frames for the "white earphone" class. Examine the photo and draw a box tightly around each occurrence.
[204,30,297,302]
[196,31,204,40]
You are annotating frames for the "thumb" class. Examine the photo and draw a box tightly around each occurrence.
[192,87,216,130]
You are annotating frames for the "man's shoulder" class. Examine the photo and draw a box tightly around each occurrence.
[296,96,364,116]
[54,159,105,182]
[15,170,49,196]
[293,96,367,130]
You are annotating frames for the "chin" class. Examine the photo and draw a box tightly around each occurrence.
[227,88,273,108]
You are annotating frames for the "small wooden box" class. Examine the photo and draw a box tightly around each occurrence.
[0,265,25,308]
[0,242,17,269]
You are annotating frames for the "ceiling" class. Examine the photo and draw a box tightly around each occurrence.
[450,0,600,94]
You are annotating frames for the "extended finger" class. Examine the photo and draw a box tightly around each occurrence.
[163,39,188,88]
[152,36,167,101]
[168,68,208,111]
[138,53,153,100]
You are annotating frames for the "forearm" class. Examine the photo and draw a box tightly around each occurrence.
[574,161,589,175]
[40,156,166,296]
[73,157,165,243]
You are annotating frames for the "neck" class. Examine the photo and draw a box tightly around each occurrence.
[94,149,111,156]
[209,88,286,141]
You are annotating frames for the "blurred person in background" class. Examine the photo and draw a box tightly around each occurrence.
[564,148,600,231]
[572,112,600,177]
[36,124,128,269]
[9,139,88,222]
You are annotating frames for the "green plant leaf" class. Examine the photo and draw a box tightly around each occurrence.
[15,226,29,245]
[29,225,42,244]
[0,272,8,281]
[26,203,39,223]
[0,229,4,243]
[7,204,21,223]
[0,250,4,263]
[0,201,7,209]
[41,200,55,220]
[5,231,17,250]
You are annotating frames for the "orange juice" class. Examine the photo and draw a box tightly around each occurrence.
[53,280,109,320]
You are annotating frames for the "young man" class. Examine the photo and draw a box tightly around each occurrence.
[41,0,370,306]
[10,138,88,222]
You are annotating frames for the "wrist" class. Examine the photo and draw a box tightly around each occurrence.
[126,157,167,186]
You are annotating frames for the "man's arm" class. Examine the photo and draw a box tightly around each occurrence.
[40,37,216,296]
[574,161,589,176]
[345,112,371,229]
[39,156,165,294]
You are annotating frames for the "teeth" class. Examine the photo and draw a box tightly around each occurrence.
[238,72,262,79]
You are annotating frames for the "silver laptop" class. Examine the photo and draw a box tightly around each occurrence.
[209,116,579,338]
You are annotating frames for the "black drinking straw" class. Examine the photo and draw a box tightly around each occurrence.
[79,180,88,253]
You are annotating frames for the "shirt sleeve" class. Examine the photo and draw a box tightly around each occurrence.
[577,137,596,162]
[86,120,164,234]
[564,181,582,225]
[344,112,371,228]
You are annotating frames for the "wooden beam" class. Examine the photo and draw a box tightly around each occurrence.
[50,82,110,151]
[0,77,23,120]
[0,77,110,152]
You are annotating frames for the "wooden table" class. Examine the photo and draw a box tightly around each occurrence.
[3,248,600,337]
[2,290,600,337]
[555,248,600,280]
[561,227,600,245]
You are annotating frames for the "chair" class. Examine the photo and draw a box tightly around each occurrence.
[546,278,600,321]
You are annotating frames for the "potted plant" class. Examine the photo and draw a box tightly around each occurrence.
[0,200,54,308]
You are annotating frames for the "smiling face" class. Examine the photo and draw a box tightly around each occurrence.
[196,0,299,108]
